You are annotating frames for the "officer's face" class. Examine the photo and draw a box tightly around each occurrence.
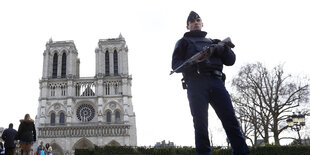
[187,18,203,31]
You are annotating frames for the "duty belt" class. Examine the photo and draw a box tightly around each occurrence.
[212,70,222,77]
[181,70,225,90]
[200,70,223,77]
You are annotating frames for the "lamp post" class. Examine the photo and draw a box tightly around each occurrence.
[286,112,306,145]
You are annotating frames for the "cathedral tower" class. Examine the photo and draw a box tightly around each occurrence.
[36,35,136,155]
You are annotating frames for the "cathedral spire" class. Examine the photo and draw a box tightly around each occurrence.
[49,37,53,43]
[119,33,124,40]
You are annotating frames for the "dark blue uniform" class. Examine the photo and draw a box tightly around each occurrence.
[172,30,250,155]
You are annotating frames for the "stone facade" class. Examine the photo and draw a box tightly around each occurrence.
[35,35,137,155]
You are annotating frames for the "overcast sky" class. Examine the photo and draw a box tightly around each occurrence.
[0,0,309,147]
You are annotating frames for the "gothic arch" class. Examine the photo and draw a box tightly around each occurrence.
[59,111,66,124]
[105,50,110,75]
[113,50,118,75]
[102,101,124,123]
[107,140,120,146]
[52,52,58,78]
[72,138,94,150]
[105,109,112,123]
[114,109,122,123]
[103,101,123,113]
[48,110,56,115]
[60,50,67,78]
[57,110,66,123]
[50,49,60,56]
[60,49,69,56]
[47,103,66,114]
[112,47,119,51]
[46,103,67,124]
[59,83,67,96]
[50,112,56,125]
[57,110,66,115]
[50,143,64,155]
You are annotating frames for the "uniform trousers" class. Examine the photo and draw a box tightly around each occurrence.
[186,74,250,155]
[4,148,15,155]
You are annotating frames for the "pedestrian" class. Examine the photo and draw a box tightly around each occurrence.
[171,11,250,155]
[37,141,45,155]
[0,141,4,155]
[15,114,36,155]
[1,123,18,155]
[45,143,52,155]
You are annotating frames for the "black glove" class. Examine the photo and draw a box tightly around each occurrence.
[211,44,226,57]
[212,39,221,44]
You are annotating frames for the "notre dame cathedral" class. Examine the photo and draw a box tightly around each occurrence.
[35,34,137,155]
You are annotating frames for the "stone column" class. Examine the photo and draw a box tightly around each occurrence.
[109,49,114,75]
[119,49,124,75]
[66,98,73,124]
[98,97,103,122]
[42,50,50,78]
[39,100,47,124]
[57,52,62,78]
[95,48,98,75]
[40,81,48,98]
[67,80,74,97]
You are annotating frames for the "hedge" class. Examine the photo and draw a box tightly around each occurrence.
[75,146,310,155]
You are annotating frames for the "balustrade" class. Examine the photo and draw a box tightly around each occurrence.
[38,124,129,138]
[45,78,123,98]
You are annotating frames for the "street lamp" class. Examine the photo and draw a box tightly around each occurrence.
[286,112,306,145]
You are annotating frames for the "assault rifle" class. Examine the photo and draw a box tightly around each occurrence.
[169,37,234,75]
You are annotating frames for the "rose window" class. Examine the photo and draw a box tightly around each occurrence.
[76,104,95,122]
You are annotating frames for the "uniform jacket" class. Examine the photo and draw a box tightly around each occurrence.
[172,30,235,75]
[1,127,17,148]
[15,119,36,142]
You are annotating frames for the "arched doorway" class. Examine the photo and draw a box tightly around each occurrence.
[107,140,121,146]
[51,143,64,155]
[73,138,94,150]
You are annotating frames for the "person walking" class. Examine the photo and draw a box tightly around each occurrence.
[1,123,18,155]
[171,11,250,155]
[15,114,36,155]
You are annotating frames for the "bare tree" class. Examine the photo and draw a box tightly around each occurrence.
[231,62,309,145]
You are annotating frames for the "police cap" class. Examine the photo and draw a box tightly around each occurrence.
[187,11,201,25]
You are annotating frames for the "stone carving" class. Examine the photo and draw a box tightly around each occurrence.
[54,104,61,111]
[67,109,72,116]
[98,109,102,116]
[109,103,116,110]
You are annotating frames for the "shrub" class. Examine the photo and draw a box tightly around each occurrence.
[75,145,310,155]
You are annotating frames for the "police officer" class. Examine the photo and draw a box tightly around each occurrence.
[171,11,250,155]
